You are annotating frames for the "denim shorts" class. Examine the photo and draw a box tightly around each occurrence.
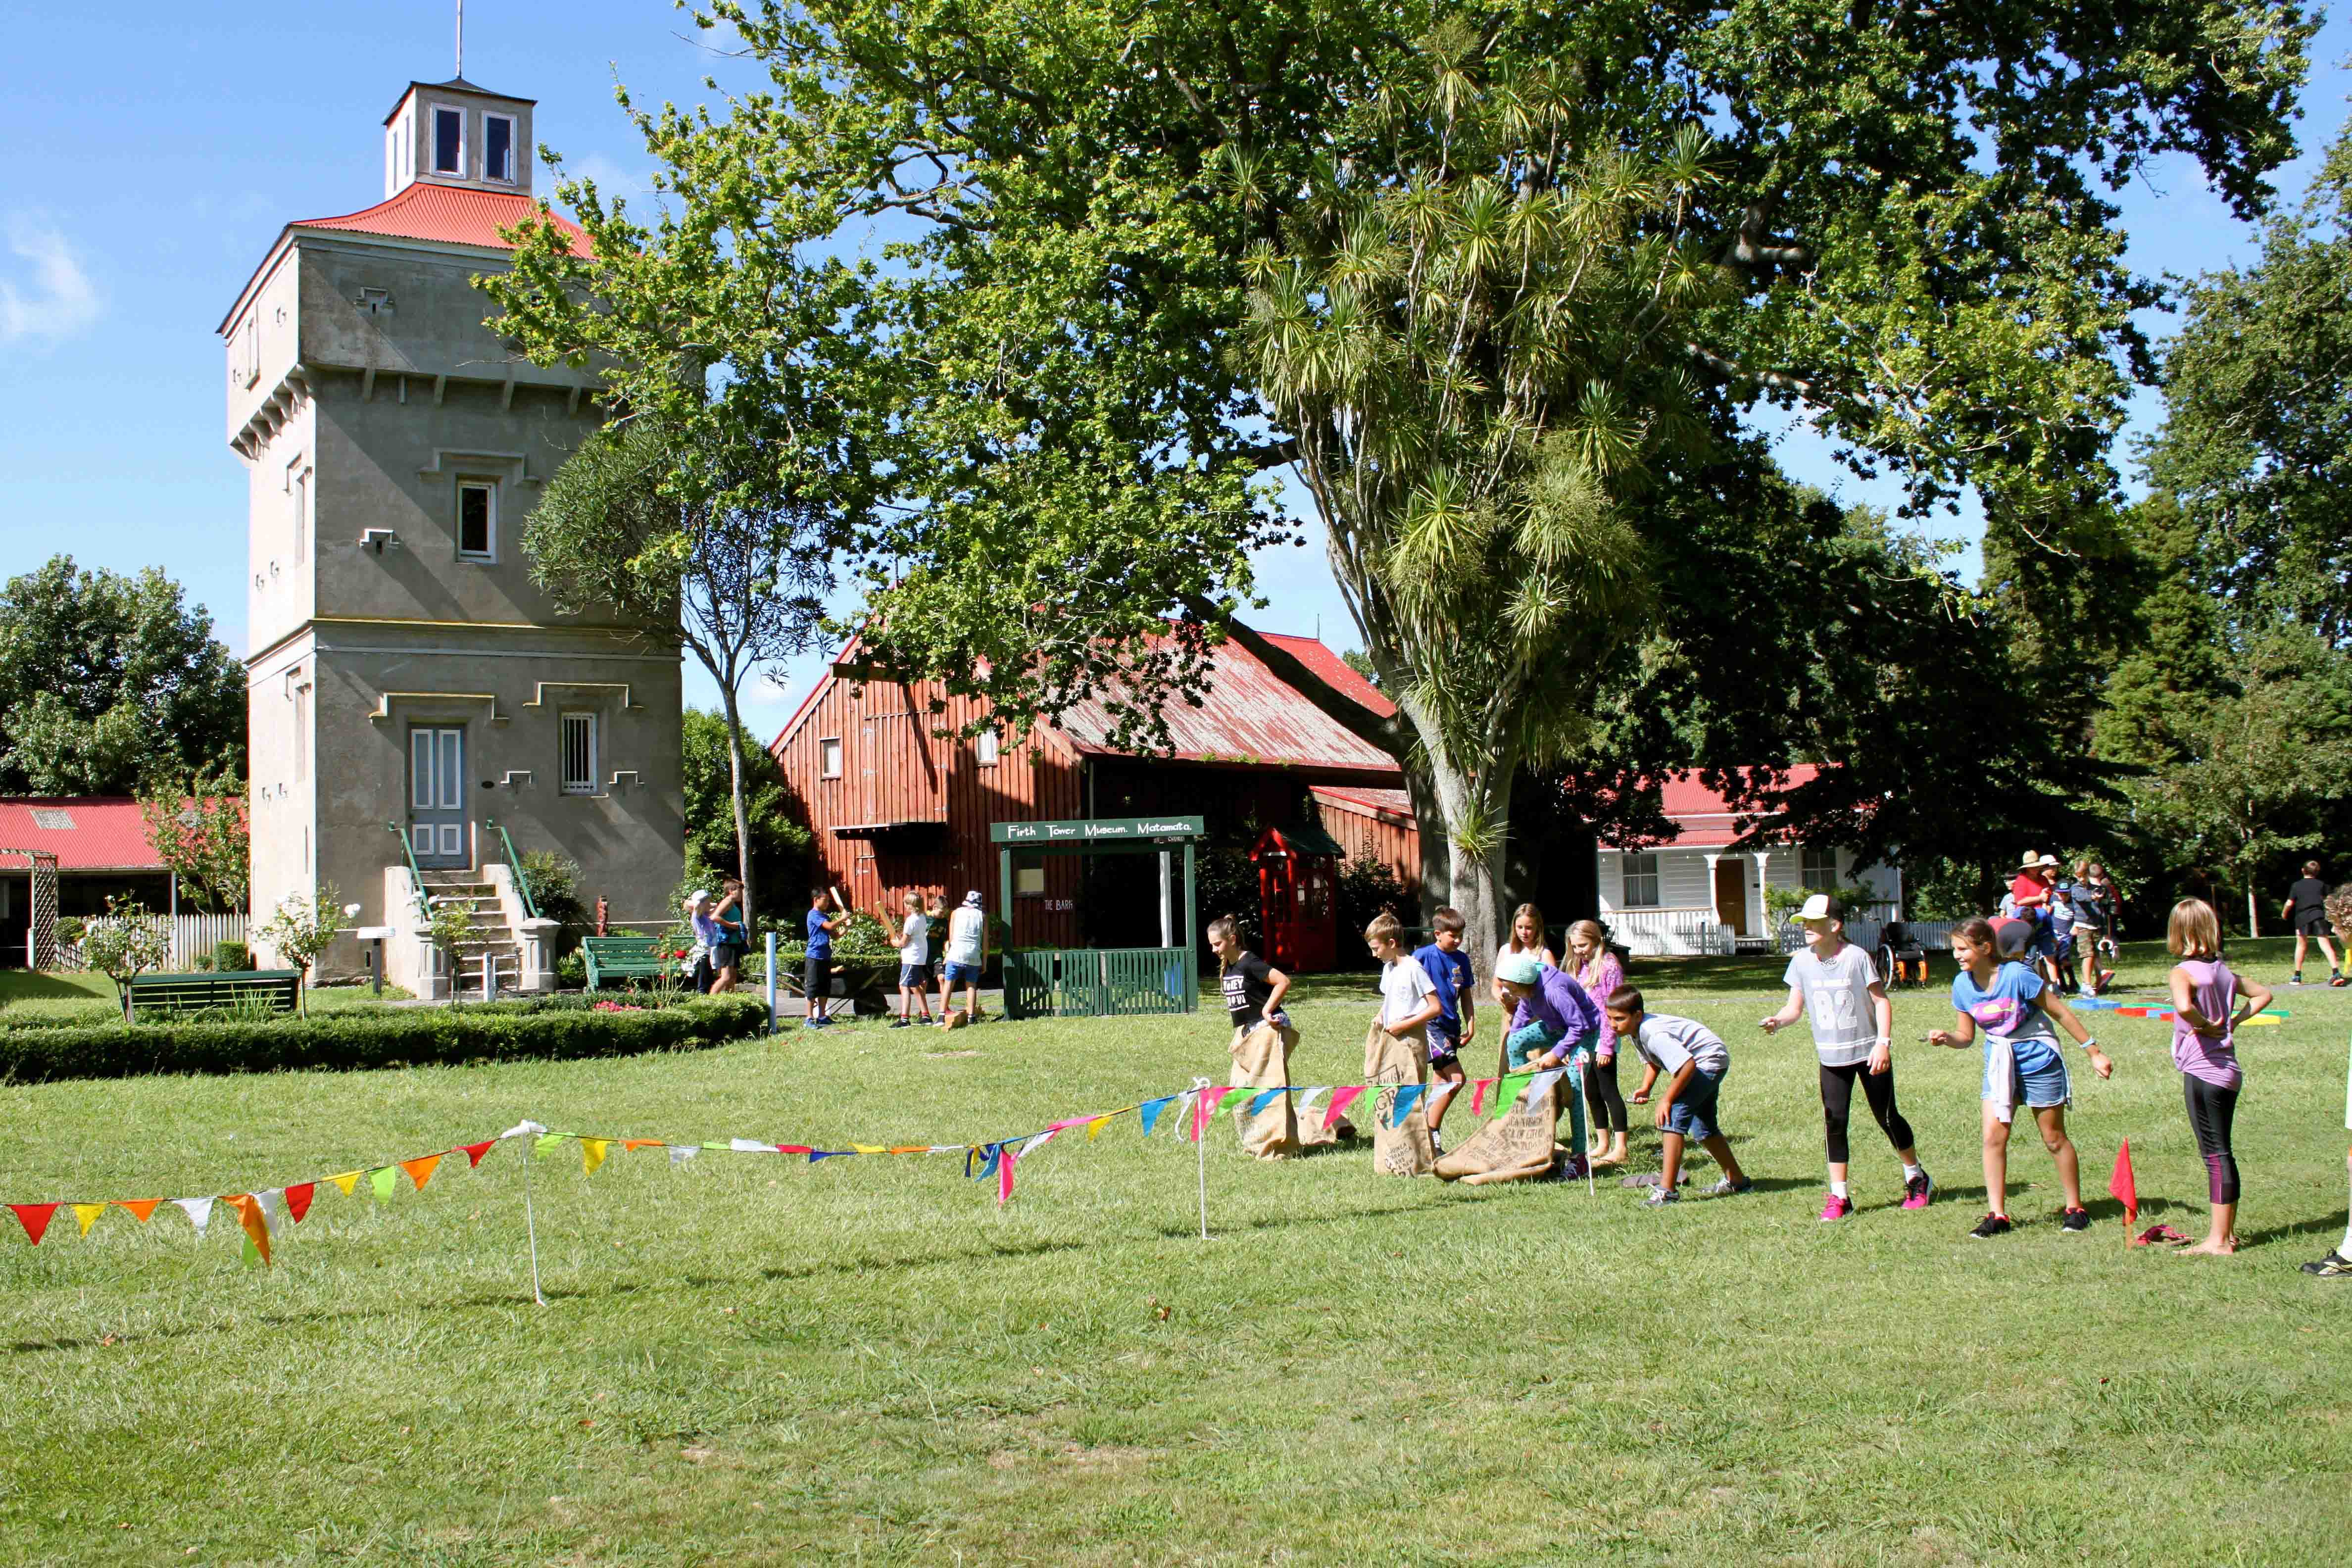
[1665,1068,1725,1142]
[897,963,927,989]
[943,961,982,986]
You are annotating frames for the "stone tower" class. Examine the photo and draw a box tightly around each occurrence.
[221,75,683,995]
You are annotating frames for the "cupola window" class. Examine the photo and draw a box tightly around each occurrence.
[432,106,464,175]
[484,114,516,183]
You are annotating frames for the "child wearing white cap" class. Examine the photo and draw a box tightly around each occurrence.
[1761,893,1931,1220]
[938,889,989,1027]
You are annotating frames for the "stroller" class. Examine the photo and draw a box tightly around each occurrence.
[1879,922,1932,988]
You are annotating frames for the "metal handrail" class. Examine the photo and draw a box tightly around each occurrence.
[385,822,430,922]
[485,819,540,920]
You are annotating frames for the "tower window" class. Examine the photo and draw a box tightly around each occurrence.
[457,482,497,560]
[432,107,464,175]
[292,465,310,566]
[560,713,598,795]
[484,114,516,182]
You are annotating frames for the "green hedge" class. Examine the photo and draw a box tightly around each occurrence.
[0,995,772,1084]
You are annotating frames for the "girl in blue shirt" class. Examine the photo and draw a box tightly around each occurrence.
[1929,917,2113,1239]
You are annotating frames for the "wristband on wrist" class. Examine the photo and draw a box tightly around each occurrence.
[2081,1037,2099,1053]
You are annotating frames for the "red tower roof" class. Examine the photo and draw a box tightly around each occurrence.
[290,183,590,256]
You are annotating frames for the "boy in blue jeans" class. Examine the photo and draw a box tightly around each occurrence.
[1412,907,1477,1155]
[1614,986,1751,1204]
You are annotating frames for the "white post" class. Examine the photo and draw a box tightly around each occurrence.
[1192,1074,1213,1241]
[483,951,496,1002]
[1751,851,1773,942]
[1159,852,1173,949]
[501,1120,546,1308]
[765,931,778,1034]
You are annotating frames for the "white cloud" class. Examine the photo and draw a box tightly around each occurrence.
[0,217,100,345]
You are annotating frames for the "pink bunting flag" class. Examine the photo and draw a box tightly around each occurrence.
[1191,1087,1237,1142]
[997,1146,1019,1206]
[1470,1078,1496,1116]
[1324,1085,1367,1132]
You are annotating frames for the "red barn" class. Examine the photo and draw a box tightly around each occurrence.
[768,630,1421,952]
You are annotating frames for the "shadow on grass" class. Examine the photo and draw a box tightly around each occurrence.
[0,972,117,1002]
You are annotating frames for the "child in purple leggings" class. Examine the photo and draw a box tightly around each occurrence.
[2166,898,2273,1258]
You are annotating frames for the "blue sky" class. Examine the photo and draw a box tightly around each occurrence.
[1,3,2344,743]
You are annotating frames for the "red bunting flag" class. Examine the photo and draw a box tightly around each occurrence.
[2109,1139,2138,1229]
[283,1183,316,1224]
[460,1141,496,1168]
[10,1203,58,1246]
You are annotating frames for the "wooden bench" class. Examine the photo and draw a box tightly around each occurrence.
[582,935,676,990]
[124,970,301,1021]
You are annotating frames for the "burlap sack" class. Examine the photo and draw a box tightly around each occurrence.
[1362,1014,1434,1176]
[1434,1079,1562,1184]
[1227,1022,1335,1158]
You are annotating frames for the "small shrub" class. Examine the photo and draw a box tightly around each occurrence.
[213,940,252,973]
[192,952,216,972]
[554,950,588,989]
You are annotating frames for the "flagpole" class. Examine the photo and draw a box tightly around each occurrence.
[502,1120,547,1307]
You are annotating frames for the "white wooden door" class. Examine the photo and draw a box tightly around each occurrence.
[407,726,468,867]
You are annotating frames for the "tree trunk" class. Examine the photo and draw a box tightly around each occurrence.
[2247,883,2259,939]
[717,683,758,933]
[1399,720,1513,963]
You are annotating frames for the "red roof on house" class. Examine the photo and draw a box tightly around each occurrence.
[290,183,592,257]
[1651,766,1824,847]
[1056,633,1399,778]
[0,798,163,871]
[1312,784,1415,823]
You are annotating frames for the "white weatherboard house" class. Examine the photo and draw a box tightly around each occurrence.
[1596,769,1903,956]
[222,73,683,996]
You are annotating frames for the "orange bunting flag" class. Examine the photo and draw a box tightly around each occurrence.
[580,1138,609,1176]
[10,1203,57,1246]
[115,1199,161,1224]
[460,1140,496,1167]
[400,1155,443,1192]
[224,1195,272,1267]
[283,1183,315,1224]
[622,1139,664,1152]
[71,1203,106,1238]
[889,1145,928,1155]
[327,1171,362,1197]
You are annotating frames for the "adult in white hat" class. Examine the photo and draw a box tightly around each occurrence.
[2007,852,2064,991]
[937,889,990,1027]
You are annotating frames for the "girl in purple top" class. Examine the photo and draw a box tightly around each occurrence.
[1567,920,1630,1168]
[2166,898,2272,1257]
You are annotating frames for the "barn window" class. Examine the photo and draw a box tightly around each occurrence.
[1620,851,1660,908]
[976,727,1000,766]
[1802,846,1840,891]
[818,737,842,779]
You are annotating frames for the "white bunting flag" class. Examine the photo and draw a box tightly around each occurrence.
[1297,1086,1332,1123]
[729,1139,772,1154]
[255,1188,284,1239]
[668,1145,702,1168]
[172,1197,213,1237]
[1019,1129,1056,1159]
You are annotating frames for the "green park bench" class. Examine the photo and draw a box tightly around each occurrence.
[582,935,677,990]
[124,970,302,1021]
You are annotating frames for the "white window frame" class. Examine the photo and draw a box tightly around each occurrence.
[483,112,518,183]
[1621,851,1661,909]
[1801,846,1841,892]
[292,682,311,784]
[456,480,498,562]
[817,736,842,779]
[560,712,599,796]
[430,104,466,176]
[975,726,1000,766]
[289,460,311,566]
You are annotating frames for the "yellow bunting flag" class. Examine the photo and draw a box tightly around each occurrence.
[224,1194,272,1267]
[1086,1116,1114,1140]
[400,1155,442,1192]
[580,1138,609,1176]
[327,1171,362,1197]
[852,1144,887,1155]
[369,1167,398,1202]
[115,1199,161,1224]
[72,1203,105,1237]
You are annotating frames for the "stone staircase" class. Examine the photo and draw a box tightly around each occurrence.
[417,870,522,997]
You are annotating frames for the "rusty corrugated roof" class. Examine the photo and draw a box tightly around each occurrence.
[1057,633,1400,777]
[1312,784,1415,822]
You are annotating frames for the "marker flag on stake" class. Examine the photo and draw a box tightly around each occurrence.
[115,1199,161,1224]
[327,1172,362,1197]
[172,1197,212,1236]
[9,1203,57,1245]
[369,1167,398,1202]
[1324,1085,1367,1131]
[580,1139,609,1176]
[2109,1139,2138,1228]
[401,1154,442,1192]
[460,1140,496,1168]
[71,1203,106,1237]
[283,1184,315,1224]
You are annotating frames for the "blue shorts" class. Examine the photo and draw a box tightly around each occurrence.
[1426,1022,1460,1066]
[1665,1068,1725,1142]
[1983,1042,2071,1122]
[943,961,982,986]
[897,963,927,989]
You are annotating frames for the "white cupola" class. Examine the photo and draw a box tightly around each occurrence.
[383,78,536,199]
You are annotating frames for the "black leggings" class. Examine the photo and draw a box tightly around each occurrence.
[2184,1075,2241,1205]
[1584,1048,1629,1135]
[1819,1061,1914,1164]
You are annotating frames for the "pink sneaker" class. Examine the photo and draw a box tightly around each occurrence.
[1902,1171,1935,1210]
[1818,1193,1854,1223]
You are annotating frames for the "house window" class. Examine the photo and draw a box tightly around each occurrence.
[457,482,496,560]
[1802,847,1840,892]
[237,316,259,389]
[484,114,516,182]
[818,737,842,779]
[432,106,464,174]
[291,465,311,565]
[976,726,1000,766]
[560,712,597,795]
[1621,851,1661,908]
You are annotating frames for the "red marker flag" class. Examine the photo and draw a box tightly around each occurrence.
[2108,1138,2138,1228]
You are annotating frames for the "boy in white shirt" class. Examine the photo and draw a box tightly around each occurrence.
[1369,913,1442,1041]
[878,890,933,1028]
[937,890,989,1027]
[1761,893,1932,1220]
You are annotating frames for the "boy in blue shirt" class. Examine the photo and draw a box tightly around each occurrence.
[803,886,847,1028]
[1412,907,1477,1154]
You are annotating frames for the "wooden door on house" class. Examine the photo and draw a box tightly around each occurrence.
[1713,857,1748,936]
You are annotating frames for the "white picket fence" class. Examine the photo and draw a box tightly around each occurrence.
[54,912,251,971]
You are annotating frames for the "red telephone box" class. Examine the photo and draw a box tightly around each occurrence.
[1252,823,1344,974]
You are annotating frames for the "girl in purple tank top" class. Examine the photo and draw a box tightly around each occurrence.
[2166,899,2273,1257]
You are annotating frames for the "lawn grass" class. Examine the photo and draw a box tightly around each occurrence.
[1,939,2347,1564]
[0,971,411,1027]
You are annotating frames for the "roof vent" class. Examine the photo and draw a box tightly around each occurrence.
[29,809,75,830]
